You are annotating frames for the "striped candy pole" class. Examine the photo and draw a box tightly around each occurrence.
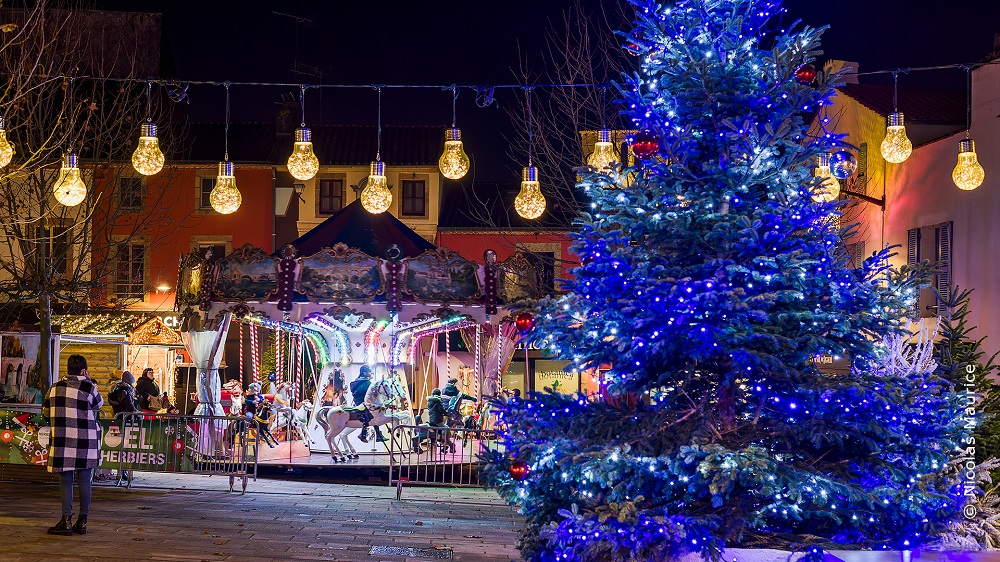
[238,321,244,384]
[295,327,303,406]
[250,323,261,384]
[474,324,481,399]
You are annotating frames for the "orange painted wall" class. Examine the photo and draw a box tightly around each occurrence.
[436,230,577,265]
[91,165,274,312]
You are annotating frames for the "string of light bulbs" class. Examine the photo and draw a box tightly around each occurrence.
[4,58,997,213]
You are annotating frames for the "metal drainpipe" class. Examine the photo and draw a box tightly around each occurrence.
[272,166,277,253]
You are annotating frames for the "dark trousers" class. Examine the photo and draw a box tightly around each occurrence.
[59,468,94,519]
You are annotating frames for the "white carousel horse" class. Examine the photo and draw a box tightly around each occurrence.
[320,375,412,463]
[270,382,293,433]
[290,399,312,445]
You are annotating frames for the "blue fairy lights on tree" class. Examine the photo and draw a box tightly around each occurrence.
[481,1,966,560]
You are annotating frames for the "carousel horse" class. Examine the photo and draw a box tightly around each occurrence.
[319,375,412,463]
[291,399,312,446]
[270,382,293,435]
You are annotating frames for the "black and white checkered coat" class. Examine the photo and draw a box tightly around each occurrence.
[43,375,104,473]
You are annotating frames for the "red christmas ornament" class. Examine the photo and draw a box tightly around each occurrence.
[794,63,816,85]
[514,312,535,334]
[509,460,529,481]
[630,129,660,159]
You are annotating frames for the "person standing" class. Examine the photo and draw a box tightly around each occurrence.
[135,368,160,411]
[108,371,139,417]
[42,354,103,536]
[108,371,139,485]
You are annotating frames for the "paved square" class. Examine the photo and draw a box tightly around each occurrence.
[0,472,523,561]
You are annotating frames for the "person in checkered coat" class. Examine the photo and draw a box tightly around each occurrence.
[42,354,104,536]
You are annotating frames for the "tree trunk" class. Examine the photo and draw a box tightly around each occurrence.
[38,293,53,386]
[718,381,736,433]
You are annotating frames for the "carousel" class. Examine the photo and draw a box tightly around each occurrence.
[173,219,538,465]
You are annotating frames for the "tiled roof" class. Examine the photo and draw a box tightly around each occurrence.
[836,84,965,124]
[437,181,576,229]
[182,123,441,166]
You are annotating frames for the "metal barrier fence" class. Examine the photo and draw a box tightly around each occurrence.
[112,412,259,494]
[388,424,505,499]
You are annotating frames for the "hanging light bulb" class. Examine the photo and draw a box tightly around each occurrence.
[880,112,912,164]
[811,153,841,203]
[953,139,985,191]
[53,152,87,206]
[361,160,391,214]
[515,166,546,219]
[0,116,15,168]
[210,160,242,214]
[287,126,319,181]
[132,121,164,175]
[438,127,470,180]
[588,129,618,171]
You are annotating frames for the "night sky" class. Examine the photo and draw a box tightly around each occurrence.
[96,0,1000,181]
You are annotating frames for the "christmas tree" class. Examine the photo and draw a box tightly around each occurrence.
[482,0,966,560]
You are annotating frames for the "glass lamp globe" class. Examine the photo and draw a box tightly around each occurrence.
[210,161,242,214]
[132,122,164,176]
[953,139,985,191]
[361,161,392,214]
[515,166,546,219]
[587,129,618,172]
[0,116,15,168]
[53,153,87,206]
[287,126,319,181]
[438,127,470,180]
[811,153,841,203]
[880,112,912,164]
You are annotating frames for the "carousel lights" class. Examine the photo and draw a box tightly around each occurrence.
[241,315,331,367]
[304,315,351,366]
[364,318,390,366]
[287,85,320,181]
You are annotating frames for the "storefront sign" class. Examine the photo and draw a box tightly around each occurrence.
[533,360,578,394]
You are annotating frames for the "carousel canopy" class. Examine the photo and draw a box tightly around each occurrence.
[289,200,436,259]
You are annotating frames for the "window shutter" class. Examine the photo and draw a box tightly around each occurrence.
[936,221,952,306]
[907,228,919,266]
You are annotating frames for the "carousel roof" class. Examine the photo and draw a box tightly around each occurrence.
[289,200,436,259]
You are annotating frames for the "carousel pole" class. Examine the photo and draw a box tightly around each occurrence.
[250,323,260,384]
[445,327,451,384]
[475,324,482,400]
[238,321,244,385]
[295,326,303,407]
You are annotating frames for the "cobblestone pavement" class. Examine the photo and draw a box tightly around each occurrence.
[0,472,523,562]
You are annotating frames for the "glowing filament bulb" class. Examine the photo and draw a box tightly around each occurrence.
[53,152,87,206]
[587,129,618,172]
[361,161,391,214]
[811,153,840,203]
[438,127,470,180]
[210,161,242,214]
[287,127,319,181]
[880,112,912,164]
[515,166,546,219]
[132,122,164,176]
[0,116,15,168]
[953,139,985,191]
